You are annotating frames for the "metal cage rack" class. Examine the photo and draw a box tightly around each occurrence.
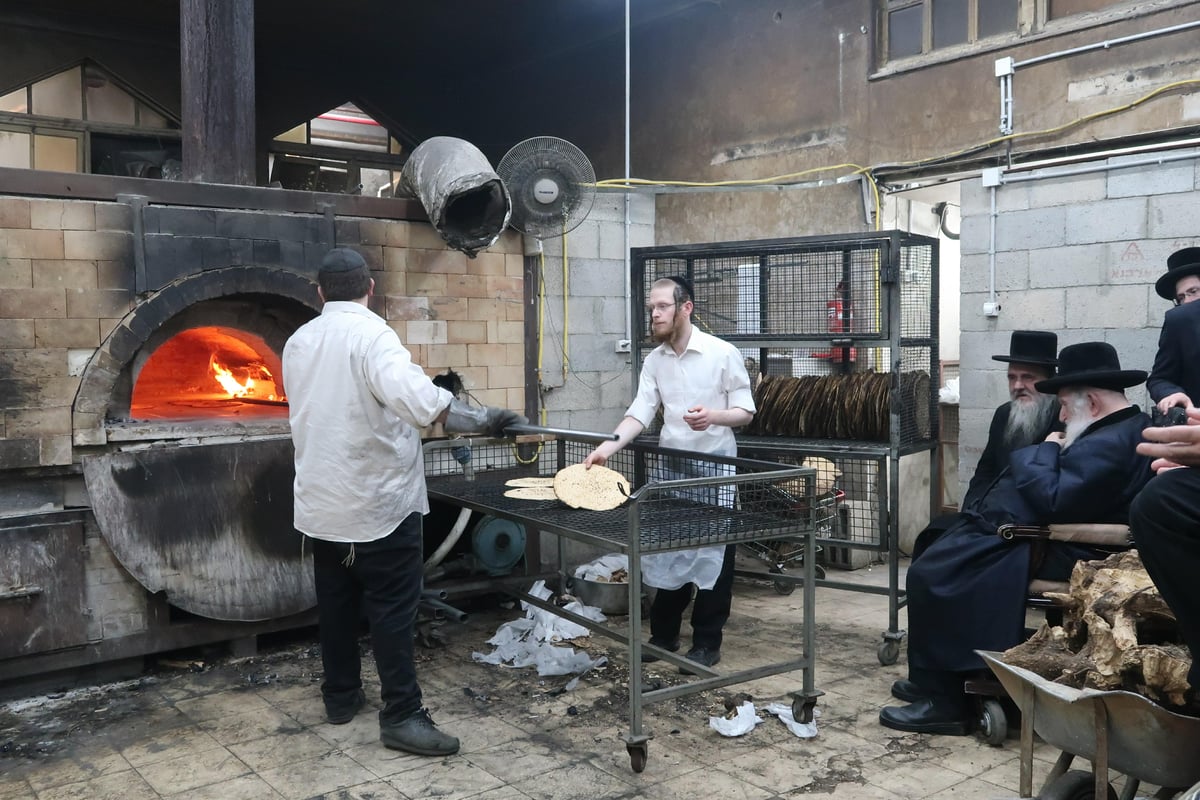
[423,434,824,773]
[631,230,940,665]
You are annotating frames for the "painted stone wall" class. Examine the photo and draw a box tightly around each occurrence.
[956,151,1200,495]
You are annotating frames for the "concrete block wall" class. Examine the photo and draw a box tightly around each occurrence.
[957,150,1200,496]
[536,192,656,434]
[0,194,527,483]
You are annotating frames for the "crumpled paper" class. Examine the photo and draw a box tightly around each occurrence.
[765,702,820,739]
[471,581,608,677]
[939,377,960,404]
[573,554,628,581]
[708,701,764,737]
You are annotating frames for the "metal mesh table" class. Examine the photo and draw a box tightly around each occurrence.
[424,434,825,773]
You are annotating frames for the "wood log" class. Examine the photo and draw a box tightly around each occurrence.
[1001,549,1193,709]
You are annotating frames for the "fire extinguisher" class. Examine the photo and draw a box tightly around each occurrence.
[826,281,856,366]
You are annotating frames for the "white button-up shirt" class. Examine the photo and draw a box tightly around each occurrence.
[283,301,452,543]
[625,326,756,589]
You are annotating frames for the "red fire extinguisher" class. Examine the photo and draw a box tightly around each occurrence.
[826,281,856,366]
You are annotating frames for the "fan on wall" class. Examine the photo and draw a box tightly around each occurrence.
[497,136,596,239]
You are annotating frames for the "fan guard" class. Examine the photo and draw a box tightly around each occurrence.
[497,136,596,239]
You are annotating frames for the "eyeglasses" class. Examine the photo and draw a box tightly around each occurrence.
[646,302,677,315]
[1176,286,1200,305]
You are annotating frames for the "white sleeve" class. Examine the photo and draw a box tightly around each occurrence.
[362,328,453,428]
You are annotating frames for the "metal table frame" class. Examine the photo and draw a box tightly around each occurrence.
[423,433,824,772]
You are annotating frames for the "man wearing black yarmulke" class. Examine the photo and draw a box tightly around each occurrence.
[283,247,525,756]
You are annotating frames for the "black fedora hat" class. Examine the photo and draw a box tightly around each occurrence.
[992,330,1058,369]
[1154,247,1200,301]
[1034,342,1146,393]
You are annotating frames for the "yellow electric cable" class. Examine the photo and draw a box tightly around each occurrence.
[562,223,570,381]
[591,79,1200,189]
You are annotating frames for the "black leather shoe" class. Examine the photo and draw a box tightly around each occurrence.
[679,646,721,675]
[325,688,366,725]
[381,708,460,756]
[891,679,928,703]
[879,698,969,736]
[640,637,680,663]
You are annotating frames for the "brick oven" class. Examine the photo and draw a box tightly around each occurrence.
[0,169,529,687]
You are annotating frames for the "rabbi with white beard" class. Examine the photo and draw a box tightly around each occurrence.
[881,342,1153,736]
[911,331,1060,560]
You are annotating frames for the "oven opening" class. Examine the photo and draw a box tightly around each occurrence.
[130,326,288,420]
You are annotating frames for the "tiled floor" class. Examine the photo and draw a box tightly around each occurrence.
[0,559,1164,799]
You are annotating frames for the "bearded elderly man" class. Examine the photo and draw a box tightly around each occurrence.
[912,331,1061,559]
[881,342,1154,735]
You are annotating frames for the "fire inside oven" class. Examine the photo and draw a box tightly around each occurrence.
[130,326,287,420]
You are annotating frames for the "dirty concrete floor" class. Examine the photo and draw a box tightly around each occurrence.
[0,559,1162,800]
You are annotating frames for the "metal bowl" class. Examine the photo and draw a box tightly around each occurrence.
[569,576,639,615]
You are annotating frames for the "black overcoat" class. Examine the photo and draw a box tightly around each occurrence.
[1148,299,1200,405]
[906,406,1153,674]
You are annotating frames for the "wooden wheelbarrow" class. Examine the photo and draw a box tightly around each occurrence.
[979,650,1200,800]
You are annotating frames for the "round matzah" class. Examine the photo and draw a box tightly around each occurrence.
[505,477,555,488]
[504,486,559,501]
[553,463,630,511]
[801,456,840,495]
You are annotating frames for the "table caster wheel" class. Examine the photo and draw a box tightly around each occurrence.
[626,741,648,773]
[791,697,816,724]
[877,638,900,665]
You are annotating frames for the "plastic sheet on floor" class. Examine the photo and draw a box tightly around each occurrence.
[471,580,609,677]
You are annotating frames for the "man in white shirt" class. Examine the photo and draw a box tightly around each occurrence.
[584,275,756,670]
[283,248,524,756]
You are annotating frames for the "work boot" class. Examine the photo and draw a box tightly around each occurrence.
[640,637,680,663]
[890,679,928,703]
[679,646,721,675]
[380,708,460,756]
[879,697,969,736]
[324,688,366,725]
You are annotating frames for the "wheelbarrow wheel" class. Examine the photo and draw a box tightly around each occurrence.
[1038,769,1117,800]
[976,698,1007,746]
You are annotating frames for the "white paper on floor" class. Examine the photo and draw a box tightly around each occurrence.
[709,701,765,736]
[471,580,609,677]
[765,702,820,738]
[573,553,628,581]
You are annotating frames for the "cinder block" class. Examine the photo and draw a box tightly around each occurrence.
[0,287,65,318]
[385,221,410,248]
[996,207,1067,251]
[405,320,448,345]
[32,259,98,290]
[0,257,33,289]
[428,296,468,321]
[63,230,131,261]
[958,251,1029,294]
[0,197,32,228]
[466,343,507,366]
[505,253,525,278]
[34,318,99,348]
[2,229,65,259]
[406,272,447,297]
[444,273,487,298]
[1027,172,1106,208]
[1107,154,1197,198]
[958,213,991,255]
[996,288,1066,331]
[486,364,523,389]
[1148,194,1200,239]
[0,319,35,348]
[409,222,446,250]
[40,434,71,466]
[467,251,506,276]
[1065,198,1148,246]
[422,344,468,369]
[1027,244,1106,288]
[447,320,486,344]
[4,406,71,437]
[94,203,133,232]
[66,288,133,319]
[1064,284,1147,329]
[30,199,96,231]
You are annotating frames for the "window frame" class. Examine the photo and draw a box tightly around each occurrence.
[874,0,1197,77]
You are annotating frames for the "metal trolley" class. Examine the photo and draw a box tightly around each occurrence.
[423,431,825,773]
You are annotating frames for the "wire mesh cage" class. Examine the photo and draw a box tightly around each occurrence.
[632,231,939,450]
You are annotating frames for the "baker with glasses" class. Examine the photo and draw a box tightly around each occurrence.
[582,275,756,672]
[1148,247,1200,421]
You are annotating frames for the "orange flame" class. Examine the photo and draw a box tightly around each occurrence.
[209,355,282,401]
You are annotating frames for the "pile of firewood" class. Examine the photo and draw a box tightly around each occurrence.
[1002,550,1194,708]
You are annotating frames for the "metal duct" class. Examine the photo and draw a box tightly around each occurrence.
[399,136,512,257]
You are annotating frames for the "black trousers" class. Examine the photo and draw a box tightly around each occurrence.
[1130,467,1200,687]
[310,512,424,724]
[649,544,736,651]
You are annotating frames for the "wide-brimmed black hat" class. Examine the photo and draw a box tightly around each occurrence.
[1154,247,1200,301]
[1034,342,1146,393]
[992,330,1058,369]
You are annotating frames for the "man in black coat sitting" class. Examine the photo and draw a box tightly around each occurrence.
[881,342,1155,735]
[912,330,1061,559]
